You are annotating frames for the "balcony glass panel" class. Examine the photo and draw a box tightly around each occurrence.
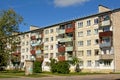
[100,42,111,48]
[65,46,73,51]
[58,29,65,34]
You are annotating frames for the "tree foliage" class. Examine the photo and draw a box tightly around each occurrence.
[0,8,23,69]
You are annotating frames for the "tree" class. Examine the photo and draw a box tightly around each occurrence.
[0,9,23,69]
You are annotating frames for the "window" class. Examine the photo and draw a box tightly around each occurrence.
[44,53,48,58]
[78,41,84,47]
[50,29,54,33]
[26,55,28,59]
[78,31,83,37]
[103,60,111,67]
[50,45,53,50]
[94,49,99,56]
[56,28,59,32]
[50,53,53,58]
[87,60,91,67]
[78,22,83,28]
[26,48,29,52]
[87,20,91,26]
[45,38,49,42]
[94,18,98,24]
[51,37,54,41]
[95,39,99,45]
[94,29,98,35]
[87,30,91,36]
[45,30,49,34]
[79,61,84,66]
[22,49,25,53]
[87,50,91,56]
[26,34,29,38]
[45,45,49,50]
[77,51,84,57]
[22,55,24,59]
[66,23,72,28]
[22,42,25,46]
[87,40,91,46]
[22,35,25,39]
[56,36,58,41]
[103,26,110,32]
[95,60,99,67]
[26,41,29,45]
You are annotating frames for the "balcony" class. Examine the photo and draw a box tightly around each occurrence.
[100,42,111,48]
[31,41,41,46]
[30,50,36,55]
[36,50,41,54]
[58,46,65,53]
[31,36,36,40]
[58,29,65,34]
[12,52,20,56]
[99,31,113,37]
[59,37,73,43]
[99,20,111,27]
[66,27,74,33]
[58,56,65,61]
[99,54,114,60]
[65,46,73,51]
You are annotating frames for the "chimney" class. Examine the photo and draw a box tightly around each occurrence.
[98,5,111,13]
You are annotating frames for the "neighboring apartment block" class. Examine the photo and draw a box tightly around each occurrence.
[10,5,120,73]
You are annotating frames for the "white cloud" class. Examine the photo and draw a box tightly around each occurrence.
[54,0,90,7]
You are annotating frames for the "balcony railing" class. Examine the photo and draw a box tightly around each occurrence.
[58,29,65,34]
[30,50,36,55]
[31,36,36,40]
[99,31,113,37]
[99,20,111,27]
[99,54,114,60]
[58,56,65,61]
[65,46,73,51]
[58,46,65,52]
[100,42,111,48]
[59,37,73,43]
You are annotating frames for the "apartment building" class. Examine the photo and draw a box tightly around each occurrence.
[10,5,120,73]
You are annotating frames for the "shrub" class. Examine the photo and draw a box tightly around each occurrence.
[33,61,42,73]
[57,61,70,74]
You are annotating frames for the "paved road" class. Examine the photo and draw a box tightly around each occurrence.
[0,74,120,80]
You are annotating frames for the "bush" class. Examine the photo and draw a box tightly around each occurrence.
[33,61,42,73]
[57,61,70,74]
[50,59,70,74]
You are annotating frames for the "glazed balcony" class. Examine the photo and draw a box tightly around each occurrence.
[65,46,73,51]
[99,20,111,27]
[58,29,65,34]
[58,56,65,61]
[30,50,36,55]
[31,36,36,40]
[31,40,41,46]
[59,37,73,43]
[36,50,41,54]
[100,42,111,48]
[99,31,112,37]
[58,46,65,53]
[99,54,114,60]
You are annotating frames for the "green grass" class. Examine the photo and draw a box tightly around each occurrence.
[0,70,115,78]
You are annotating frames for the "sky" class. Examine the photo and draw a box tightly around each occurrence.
[0,0,120,32]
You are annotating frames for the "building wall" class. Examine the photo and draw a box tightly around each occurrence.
[112,11,120,72]
[20,33,31,67]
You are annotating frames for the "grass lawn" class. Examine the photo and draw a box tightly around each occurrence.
[0,70,116,78]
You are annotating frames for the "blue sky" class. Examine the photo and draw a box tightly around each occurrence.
[0,0,120,32]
